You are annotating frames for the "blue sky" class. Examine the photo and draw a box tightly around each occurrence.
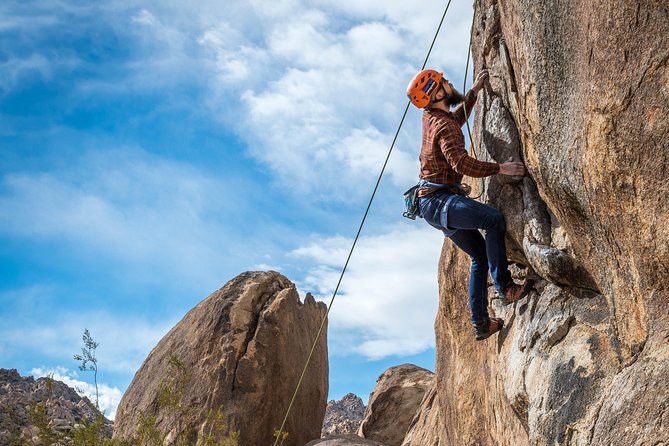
[1,0,475,419]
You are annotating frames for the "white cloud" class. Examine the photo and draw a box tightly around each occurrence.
[0,2,101,94]
[131,9,158,26]
[0,53,52,94]
[2,0,477,199]
[0,148,274,287]
[1,0,480,370]
[198,25,267,83]
[0,288,177,423]
[31,367,123,420]
[183,0,476,198]
[291,222,445,359]
[0,305,174,377]
[253,263,283,272]
[334,126,416,186]
[0,10,58,32]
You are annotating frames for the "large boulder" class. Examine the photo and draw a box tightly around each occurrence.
[113,271,328,446]
[426,0,669,444]
[357,364,433,446]
[400,385,440,446]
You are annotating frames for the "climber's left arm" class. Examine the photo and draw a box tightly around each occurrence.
[453,69,489,126]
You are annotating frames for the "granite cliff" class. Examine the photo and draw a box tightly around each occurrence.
[407,0,669,444]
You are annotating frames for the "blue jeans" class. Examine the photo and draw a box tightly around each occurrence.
[420,191,512,325]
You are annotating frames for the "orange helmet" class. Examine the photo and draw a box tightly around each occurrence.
[406,69,444,108]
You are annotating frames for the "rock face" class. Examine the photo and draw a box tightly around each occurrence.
[358,364,434,446]
[0,368,112,444]
[113,271,329,446]
[408,1,669,445]
[322,393,366,437]
[400,385,440,446]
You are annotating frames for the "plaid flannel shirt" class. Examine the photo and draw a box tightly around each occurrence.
[418,90,500,197]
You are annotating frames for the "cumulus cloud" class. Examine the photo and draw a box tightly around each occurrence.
[0,288,175,421]
[31,367,123,420]
[0,301,174,377]
[0,148,278,288]
[198,24,268,83]
[0,54,52,94]
[291,222,446,359]
[2,0,477,199]
[1,0,480,378]
[131,9,158,26]
[187,0,476,199]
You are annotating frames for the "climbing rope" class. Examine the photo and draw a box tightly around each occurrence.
[271,2,455,444]
[270,1,497,442]
[461,0,486,200]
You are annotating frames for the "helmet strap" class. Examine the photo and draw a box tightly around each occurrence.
[428,85,448,108]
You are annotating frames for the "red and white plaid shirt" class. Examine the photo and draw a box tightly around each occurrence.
[418,90,500,196]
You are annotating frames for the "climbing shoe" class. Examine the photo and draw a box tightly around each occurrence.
[498,279,535,306]
[474,317,504,341]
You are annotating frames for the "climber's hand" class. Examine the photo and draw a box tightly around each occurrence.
[499,161,525,176]
[473,69,489,93]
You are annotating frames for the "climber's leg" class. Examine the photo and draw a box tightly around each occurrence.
[449,229,490,325]
[447,196,513,295]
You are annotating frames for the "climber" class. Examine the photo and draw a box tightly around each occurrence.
[406,68,533,341]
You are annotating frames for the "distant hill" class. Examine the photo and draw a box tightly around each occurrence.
[322,393,365,437]
[0,368,112,444]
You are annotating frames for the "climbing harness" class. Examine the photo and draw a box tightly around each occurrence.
[403,180,472,220]
[272,1,483,444]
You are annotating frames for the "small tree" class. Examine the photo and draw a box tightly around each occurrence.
[73,328,100,409]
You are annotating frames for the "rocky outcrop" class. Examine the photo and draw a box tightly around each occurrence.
[358,365,433,446]
[400,385,440,446]
[113,271,329,446]
[0,369,112,444]
[322,393,366,437]
[413,0,669,444]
